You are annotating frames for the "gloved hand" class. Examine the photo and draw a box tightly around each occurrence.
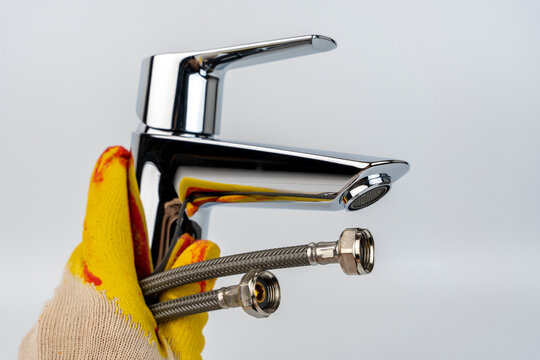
[19,146,220,360]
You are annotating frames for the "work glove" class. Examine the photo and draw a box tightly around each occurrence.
[19,146,220,360]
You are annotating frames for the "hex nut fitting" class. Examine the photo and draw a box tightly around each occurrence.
[337,228,375,275]
[239,269,281,318]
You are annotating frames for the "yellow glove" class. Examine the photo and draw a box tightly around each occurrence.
[19,146,219,360]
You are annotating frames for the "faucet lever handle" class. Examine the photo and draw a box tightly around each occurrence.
[137,35,337,135]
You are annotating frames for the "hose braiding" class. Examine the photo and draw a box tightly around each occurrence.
[140,245,310,296]
[150,290,222,323]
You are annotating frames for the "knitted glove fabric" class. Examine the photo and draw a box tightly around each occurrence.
[19,146,219,360]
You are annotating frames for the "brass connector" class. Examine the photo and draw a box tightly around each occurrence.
[307,228,375,275]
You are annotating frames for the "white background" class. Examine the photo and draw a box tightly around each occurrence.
[1,1,540,359]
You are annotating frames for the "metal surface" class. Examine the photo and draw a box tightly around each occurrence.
[150,270,280,322]
[140,228,375,296]
[131,35,410,265]
[336,228,374,275]
[137,35,336,134]
[132,129,408,262]
[238,269,280,318]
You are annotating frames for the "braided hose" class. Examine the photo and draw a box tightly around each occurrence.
[141,228,374,297]
[141,245,311,296]
[150,269,281,323]
[150,290,221,323]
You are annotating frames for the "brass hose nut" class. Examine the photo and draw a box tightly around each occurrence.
[337,228,374,275]
[238,269,281,318]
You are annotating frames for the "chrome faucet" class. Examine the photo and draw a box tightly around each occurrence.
[131,35,409,266]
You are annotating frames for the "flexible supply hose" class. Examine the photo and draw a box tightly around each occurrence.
[141,228,374,298]
[141,245,310,296]
[150,269,281,323]
[151,290,221,322]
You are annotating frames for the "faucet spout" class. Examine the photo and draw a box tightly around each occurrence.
[170,139,408,213]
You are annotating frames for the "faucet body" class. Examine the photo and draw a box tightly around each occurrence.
[131,35,410,265]
[132,126,408,263]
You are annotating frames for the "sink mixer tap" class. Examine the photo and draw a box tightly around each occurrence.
[131,34,410,267]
